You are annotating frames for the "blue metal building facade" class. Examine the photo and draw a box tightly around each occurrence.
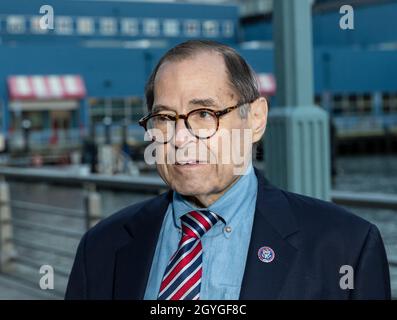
[242,0,397,137]
[0,0,396,147]
[0,0,244,144]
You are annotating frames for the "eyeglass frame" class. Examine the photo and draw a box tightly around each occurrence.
[138,99,255,143]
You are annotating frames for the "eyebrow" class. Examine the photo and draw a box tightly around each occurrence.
[152,98,220,113]
[188,98,218,108]
[151,104,176,113]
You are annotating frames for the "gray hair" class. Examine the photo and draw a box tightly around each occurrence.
[144,40,260,119]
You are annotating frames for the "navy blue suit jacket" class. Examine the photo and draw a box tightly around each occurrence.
[65,169,391,299]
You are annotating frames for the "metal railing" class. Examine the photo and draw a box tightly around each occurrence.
[0,167,395,298]
[332,190,397,210]
[0,167,166,298]
[8,129,82,150]
[8,124,146,152]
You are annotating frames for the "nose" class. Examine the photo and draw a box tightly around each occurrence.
[173,118,194,148]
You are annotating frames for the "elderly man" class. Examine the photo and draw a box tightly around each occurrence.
[66,40,390,300]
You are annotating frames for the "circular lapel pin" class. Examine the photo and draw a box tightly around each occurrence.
[258,246,275,263]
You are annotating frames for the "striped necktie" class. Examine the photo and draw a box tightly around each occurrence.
[157,210,220,300]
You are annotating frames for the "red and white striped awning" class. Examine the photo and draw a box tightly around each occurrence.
[256,73,276,96]
[7,75,86,100]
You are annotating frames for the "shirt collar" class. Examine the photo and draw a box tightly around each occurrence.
[172,163,258,231]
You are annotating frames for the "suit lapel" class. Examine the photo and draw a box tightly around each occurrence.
[113,191,172,299]
[112,169,299,300]
[239,169,300,299]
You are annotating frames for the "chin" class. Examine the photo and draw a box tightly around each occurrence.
[171,179,210,196]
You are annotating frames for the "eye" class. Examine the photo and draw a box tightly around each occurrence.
[157,114,172,122]
[150,114,172,127]
[158,115,168,122]
[198,110,212,119]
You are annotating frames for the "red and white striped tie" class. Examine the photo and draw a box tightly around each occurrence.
[157,210,220,300]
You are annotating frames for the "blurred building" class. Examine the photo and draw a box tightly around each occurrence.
[0,0,396,157]
[240,0,397,152]
[0,0,275,157]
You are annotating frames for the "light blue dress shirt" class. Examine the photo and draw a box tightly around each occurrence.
[144,164,258,300]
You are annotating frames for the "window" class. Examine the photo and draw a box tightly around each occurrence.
[7,15,26,34]
[332,94,343,115]
[362,93,372,114]
[340,94,350,115]
[30,16,48,34]
[77,17,94,35]
[100,17,117,36]
[203,20,219,37]
[222,20,234,38]
[392,94,397,113]
[163,19,179,37]
[55,16,73,35]
[111,99,128,123]
[143,19,159,36]
[23,111,44,130]
[128,97,145,122]
[383,93,397,114]
[383,93,391,113]
[348,94,358,115]
[89,97,144,125]
[184,20,200,37]
[121,18,138,36]
[89,98,107,125]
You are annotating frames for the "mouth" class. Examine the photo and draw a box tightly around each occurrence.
[175,160,207,166]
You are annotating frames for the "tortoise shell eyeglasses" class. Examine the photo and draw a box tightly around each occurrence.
[139,99,255,144]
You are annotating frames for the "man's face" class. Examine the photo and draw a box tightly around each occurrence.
[151,51,264,206]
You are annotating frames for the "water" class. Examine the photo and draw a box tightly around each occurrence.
[334,155,397,298]
[334,155,397,194]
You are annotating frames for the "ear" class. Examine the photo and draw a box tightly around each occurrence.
[250,97,268,143]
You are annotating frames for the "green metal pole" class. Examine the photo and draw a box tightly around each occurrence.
[264,0,331,200]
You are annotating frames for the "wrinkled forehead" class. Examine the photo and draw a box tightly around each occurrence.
[153,51,236,105]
